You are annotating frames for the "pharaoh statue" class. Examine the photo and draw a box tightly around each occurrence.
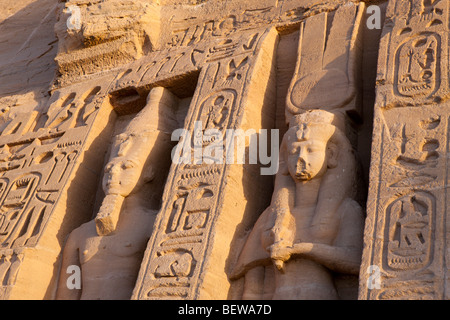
[56,87,179,300]
[230,110,365,300]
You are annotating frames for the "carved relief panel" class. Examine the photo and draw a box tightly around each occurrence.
[129,27,278,300]
[360,0,450,300]
[376,0,449,108]
[0,73,119,298]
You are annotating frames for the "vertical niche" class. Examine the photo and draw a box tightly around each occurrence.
[92,71,200,216]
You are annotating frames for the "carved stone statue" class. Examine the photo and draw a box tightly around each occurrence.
[55,0,159,55]
[55,87,178,299]
[230,110,364,300]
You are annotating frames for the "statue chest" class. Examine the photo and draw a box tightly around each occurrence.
[291,206,317,241]
[80,234,148,265]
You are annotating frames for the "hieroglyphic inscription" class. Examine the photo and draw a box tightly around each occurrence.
[145,170,221,299]
[377,0,449,107]
[0,74,118,292]
[360,0,450,300]
[385,192,434,271]
[395,34,439,98]
[361,106,449,300]
[164,0,349,50]
[112,29,261,94]
[138,60,251,300]
[130,28,277,300]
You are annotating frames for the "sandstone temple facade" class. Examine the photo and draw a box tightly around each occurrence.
[0,0,448,300]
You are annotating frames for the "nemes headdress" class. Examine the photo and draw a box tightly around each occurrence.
[113,87,174,157]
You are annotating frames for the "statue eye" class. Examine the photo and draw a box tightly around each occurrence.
[290,147,298,155]
[104,163,113,172]
[122,161,136,169]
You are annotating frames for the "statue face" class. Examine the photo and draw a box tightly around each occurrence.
[102,139,147,197]
[286,131,329,181]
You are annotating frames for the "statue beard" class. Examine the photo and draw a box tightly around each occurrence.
[95,193,125,236]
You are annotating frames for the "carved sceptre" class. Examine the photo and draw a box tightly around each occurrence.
[267,142,295,272]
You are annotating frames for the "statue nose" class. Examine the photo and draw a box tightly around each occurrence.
[297,157,306,167]
[298,147,309,159]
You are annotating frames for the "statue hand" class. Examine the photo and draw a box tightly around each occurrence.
[267,242,292,273]
[270,242,315,262]
[268,243,292,263]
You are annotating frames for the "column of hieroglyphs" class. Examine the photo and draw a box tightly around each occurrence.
[359,0,449,300]
[129,27,279,300]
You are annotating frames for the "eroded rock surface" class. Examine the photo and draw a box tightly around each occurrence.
[1,0,444,301]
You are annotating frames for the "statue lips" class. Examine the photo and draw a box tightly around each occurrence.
[295,171,311,180]
[105,178,121,194]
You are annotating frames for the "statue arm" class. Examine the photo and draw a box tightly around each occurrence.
[270,241,361,275]
[290,242,361,275]
[56,230,82,300]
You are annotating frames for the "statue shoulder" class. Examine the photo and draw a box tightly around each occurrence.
[338,198,364,220]
[66,219,97,246]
